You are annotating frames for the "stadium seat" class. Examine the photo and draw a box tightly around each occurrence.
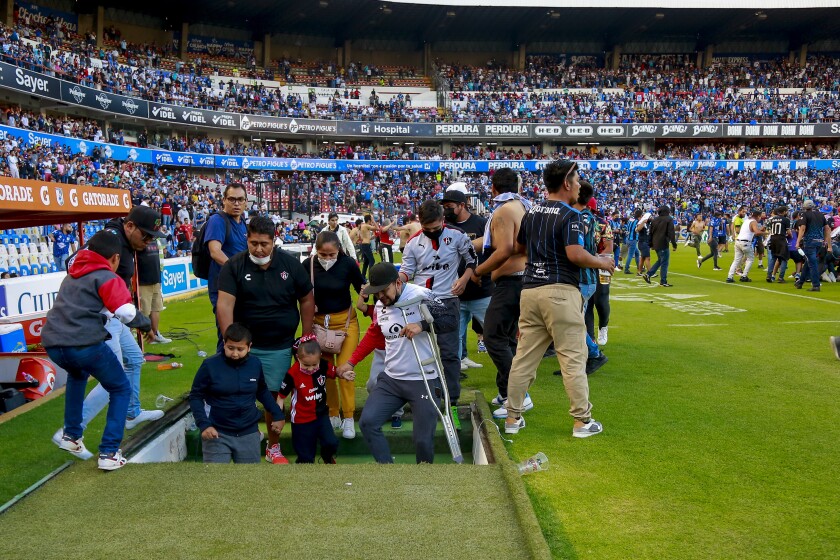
[8,266,19,276]
[49,262,58,273]
[18,265,30,276]
[40,263,50,274]
[18,245,29,258]
[0,245,6,256]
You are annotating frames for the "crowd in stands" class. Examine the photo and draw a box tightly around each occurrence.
[440,54,840,93]
[7,101,840,164]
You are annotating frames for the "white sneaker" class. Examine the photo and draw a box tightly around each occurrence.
[341,417,356,439]
[58,434,94,460]
[573,420,603,438]
[504,417,525,434]
[460,360,468,372]
[597,327,608,346]
[330,416,341,430]
[461,357,482,369]
[125,409,164,430]
[490,394,505,406]
[153,333,172,344]
[492,394,534,419]
[98,450,128,471]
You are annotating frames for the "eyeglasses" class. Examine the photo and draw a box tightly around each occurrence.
[141,231,154,242]
[226,197,247,205]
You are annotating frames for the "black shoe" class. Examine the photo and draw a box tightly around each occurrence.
[586,354,608,375]
[660,283,673,287]
[552,369,563,376]
[807,286,821,292]
[795,281,803,289]
[459,372,468,380]
[726,277,735,283]
[739,277,752,282]
[713,267,723,271]
[766,277,773,283]
[777,278,786,283]
[623,270,633,274]
[543,347,557,359]
[642,273,651,284]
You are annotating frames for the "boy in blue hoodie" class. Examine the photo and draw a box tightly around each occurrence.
[41,231,152,471]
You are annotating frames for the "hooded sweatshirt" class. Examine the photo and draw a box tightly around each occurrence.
[41,249,144,348]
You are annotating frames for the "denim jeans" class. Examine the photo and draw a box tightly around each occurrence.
[801,239,824,287]
[623,239,639,272]
[459,297,490,359]
[579,283,599,358]
[46,342,131,454]
[80,316,145,428]
[767,252,788,279]
[613,244,621,267]
[648,248,671,284]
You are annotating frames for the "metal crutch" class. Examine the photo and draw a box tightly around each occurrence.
[393,295,463,463]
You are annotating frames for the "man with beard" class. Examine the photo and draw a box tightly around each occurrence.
[399,200,476,428]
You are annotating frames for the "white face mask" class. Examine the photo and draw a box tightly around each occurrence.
[249,253,271,266]
[318,258,337,271]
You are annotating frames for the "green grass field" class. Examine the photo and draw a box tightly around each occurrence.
[1,248,839,559]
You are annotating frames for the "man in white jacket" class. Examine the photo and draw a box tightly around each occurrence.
[311,212,357,259]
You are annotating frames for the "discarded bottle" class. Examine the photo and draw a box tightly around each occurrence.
[517,452,549,475]
[197,350,208,357]
[155,394,174,409]
[156,362,183,371]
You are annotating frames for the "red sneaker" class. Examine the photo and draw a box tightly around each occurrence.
[265,444,289,465]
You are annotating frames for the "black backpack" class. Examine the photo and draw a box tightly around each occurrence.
[192,212,230,280]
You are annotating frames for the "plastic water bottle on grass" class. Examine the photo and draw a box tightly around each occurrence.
[517,452,549,475]
[157,362,183,371]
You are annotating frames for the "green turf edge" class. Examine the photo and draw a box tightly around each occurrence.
[472,391,552,560]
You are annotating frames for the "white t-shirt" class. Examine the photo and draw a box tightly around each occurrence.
[374,283,440,382]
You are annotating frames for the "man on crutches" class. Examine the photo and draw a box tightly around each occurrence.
[339,263,459,464]
[397,199,477,428]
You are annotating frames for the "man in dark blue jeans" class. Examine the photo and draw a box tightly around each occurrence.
[795,200,832,292]
[644,206,678,287]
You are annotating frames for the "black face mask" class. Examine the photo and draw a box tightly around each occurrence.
[443,209,458,224]
[424,228,443,241]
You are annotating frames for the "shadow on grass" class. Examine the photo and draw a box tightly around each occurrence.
[527,485,580,560]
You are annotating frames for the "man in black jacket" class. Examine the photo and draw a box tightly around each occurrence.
[644,206,678,287]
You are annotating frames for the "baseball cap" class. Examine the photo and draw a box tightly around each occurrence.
[126,206,165,238]
[447,181,468,194]
[586,198,597,211]
[803,200,816,209]
[441,189,467,205]
[362,263,399,296]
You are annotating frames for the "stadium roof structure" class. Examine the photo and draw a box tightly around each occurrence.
[80,0,840,48]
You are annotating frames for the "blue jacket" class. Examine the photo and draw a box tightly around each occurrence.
[189,353,284,437]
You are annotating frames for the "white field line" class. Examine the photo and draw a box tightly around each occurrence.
[669,272,840,306]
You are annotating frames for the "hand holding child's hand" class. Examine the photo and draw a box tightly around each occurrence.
[201,427,219,440]
[270,420,285,434]
[340,369,356,381]
[337,363,354,376]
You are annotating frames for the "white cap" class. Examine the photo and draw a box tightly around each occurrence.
[641,212,652,222]
[447,181,468,195]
